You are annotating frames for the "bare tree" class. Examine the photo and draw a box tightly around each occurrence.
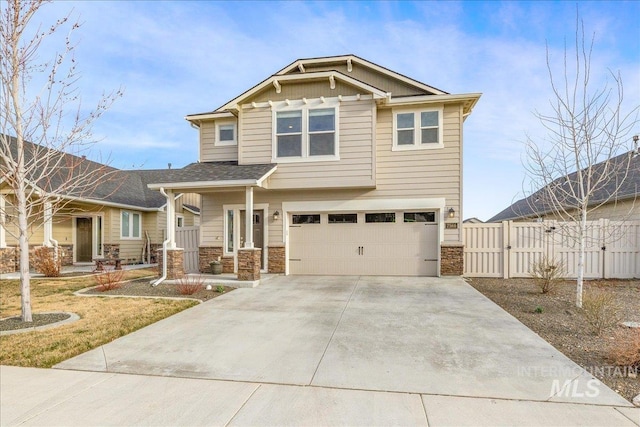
[0,0,121,321]
[523,14,639,308]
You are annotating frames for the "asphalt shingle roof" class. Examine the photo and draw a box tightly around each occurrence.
[488,151,640,222]
[3,136,272,210]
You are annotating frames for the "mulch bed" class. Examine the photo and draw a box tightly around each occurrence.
[0,313,71,332]
[81,278,235,302]
[467,277,640,403]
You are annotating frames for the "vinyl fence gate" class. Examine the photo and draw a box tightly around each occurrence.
[463,220,640,279]
[175,226,200,273]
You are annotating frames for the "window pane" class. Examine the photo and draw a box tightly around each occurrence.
[121,211,129,237]
[397,129,414,145]
[277,111,302,133]
[404,212,436,223]
[421,128,438,144]
[309,108,335,132]
[365,213,395,223]
[227,210,234,252]
[309,133,335,156]
[328,213,357,223]
[277,134,302,157]
[219,125,234,141]
[421,111,438,127]
[397,113,414,129]
[132,213,140,238]
[292,214,320,224]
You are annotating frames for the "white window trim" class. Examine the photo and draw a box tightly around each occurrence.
[176,215,184,228]
[215,120,237,146]
[392,106,444,151]
[271,98,340,163]
[120,210,142,240]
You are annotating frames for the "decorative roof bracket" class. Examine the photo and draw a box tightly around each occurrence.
[329,75,335,90]
[347,58,353,72]
[298,63,305,73]
[273,79,281,94]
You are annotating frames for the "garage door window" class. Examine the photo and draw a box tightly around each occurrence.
[328,213,357,223]
[365,213,395,223]
[404,212,435,223]
[292,214,320,224]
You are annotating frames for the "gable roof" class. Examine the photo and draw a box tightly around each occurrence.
[186,54,480,122]
[488,151,640,222]
[276,54,448,95]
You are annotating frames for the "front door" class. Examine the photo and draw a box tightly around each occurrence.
[76,217,93,262]
[240,210,264,268]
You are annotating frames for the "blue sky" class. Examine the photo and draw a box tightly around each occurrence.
[30,1,640,221]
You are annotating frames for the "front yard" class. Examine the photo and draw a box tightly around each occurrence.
[0,269,197,368]
[467,277,640,403]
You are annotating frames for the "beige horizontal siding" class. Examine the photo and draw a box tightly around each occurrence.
[200,120,238,162]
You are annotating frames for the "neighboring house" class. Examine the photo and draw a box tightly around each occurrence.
[0,137,200,273]
[149,55,481,279]
[463,217,483,224]
[488,150,640,222]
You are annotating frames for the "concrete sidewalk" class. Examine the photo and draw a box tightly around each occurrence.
[1,366,638,426]
[2,276,639,425]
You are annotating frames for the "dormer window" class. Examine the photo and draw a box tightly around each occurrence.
[273,99,339,162]
[392,107,443,150]
[216,122,237,146]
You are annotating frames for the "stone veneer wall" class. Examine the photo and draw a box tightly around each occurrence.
[103,244,120,260]
[157,248,184,279]
[58,244,73,266]
[0,247,17,274]
[441,243,464,276]
[238,248,261,281]
[268,246,285,274]
[199,246,235,273]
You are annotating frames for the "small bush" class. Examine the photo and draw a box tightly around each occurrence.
[32,247,62,277]
[176,275,204,295]
[534,306,544,314]
[530,256,565,294]
[581,289,623,335]
[609,328,640,369]
[94,268,125,291]
[216,285,225,293]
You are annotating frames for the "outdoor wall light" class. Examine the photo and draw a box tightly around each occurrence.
[273,210,280,221]
[448,208,455,219]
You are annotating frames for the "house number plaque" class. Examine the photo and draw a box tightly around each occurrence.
[445,223,458,229]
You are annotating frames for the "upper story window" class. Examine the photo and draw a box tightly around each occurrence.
[393,107,443,151]
[216,121,237,146]
[121,210,141,239]
[273,101,339,162]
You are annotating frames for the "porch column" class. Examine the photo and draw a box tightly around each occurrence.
[0,194,6,248]
[238,185,260,281]
[244,186,254,248]
[43,201,53,247]
[166,189,176,249]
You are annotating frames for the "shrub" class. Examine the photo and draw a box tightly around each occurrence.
[32,247,62,277]
[609,328,640,369]
[530,256,565,294]
[581,289,623,335]
[534,306,544,314]
[216,285,225,293]
[94,268,125,291]
[176,275,204,295]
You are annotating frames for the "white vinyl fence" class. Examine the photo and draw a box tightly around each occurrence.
[463,220,640,279]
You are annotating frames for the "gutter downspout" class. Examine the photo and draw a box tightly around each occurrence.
[152,187,171,287]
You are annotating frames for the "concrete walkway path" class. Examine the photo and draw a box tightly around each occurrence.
[2,276,638,426]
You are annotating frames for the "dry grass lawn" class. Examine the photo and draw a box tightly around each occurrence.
[0,269,197,368]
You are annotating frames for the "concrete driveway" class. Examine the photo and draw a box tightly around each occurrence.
[2,276,638,426]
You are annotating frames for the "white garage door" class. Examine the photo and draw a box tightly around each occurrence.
[289,211,439,276]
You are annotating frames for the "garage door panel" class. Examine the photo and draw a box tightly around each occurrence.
[289,214,439,276]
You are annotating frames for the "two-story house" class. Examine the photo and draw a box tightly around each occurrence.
[148,55,480,280]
